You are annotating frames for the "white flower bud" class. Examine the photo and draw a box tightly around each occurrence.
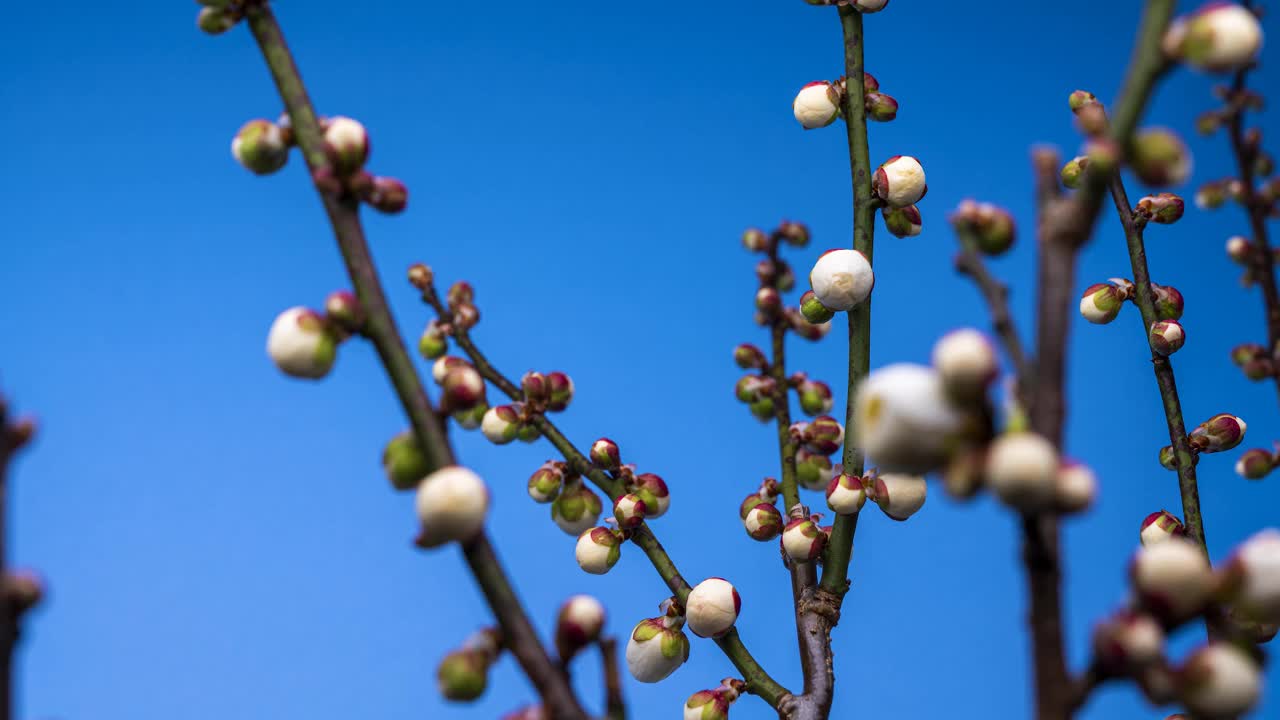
[414,466,489,547]
[808,249,874,312]
[850,0,889,11]
[853,364,966,474]
[1225,528,1280,623]
[626,614,689,683]
[575,527,622,575]
[872,155,927,208]
[782,517,827,561]
[266,307,338,379]
[1177,643,1261,719]
[743,502,783,541]
[323,116,370,175]
[556,595,606,661]
[825,473,867,515]
[1140,510,1186,547]
[792,81,841,130]
[613,493,648,529]
[685,578,741,638]
[480,405,521,445]
[985,433,1060,513]
[1170,4,1264,73]
[1092,610,1165,674]
[1054,462,1097,514]
[931,328,999,398]
[869,472,927,521]
[1131,537,1214,622]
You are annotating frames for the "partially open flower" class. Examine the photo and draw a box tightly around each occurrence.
[555,595,606,662]
[1131,128,1192,187]
[631,472,671,518]
[613,493,648,529]
[1167,3,1264,73]
[323,116,370,176]
[415,466,489,548]
[1188,414,1247,453]
[1079,283,1128,324]
[782,515,827,562]
[1141,510,1187,547]
[1092,610,1166,675]
[1235,448,1275,480]
[1136,193,1186,224]
[1149,320,1186,356]
[743,502,783,541]
[825,473,867,515]
[591,438,622,471]
[1220,528,1280,623]
[931,328,998,400]
[793,81,841,130]
[853,364,966,474]
[552,481,603,536]
[869,471,927,521]
[626,603,690,683]
[809,249,874,312]
[1176,642,1261,719]
[231,119,289,175]
[383,430,430,491]
[686,578,740,638]
[266,307,338,379]
[481,404,522,445]
[882,204,922,238]
[1131,537,1214,622]
[528,461,565,503]
[872,155,927,208]
[1055,462,1097,514]
[575,526,623,575]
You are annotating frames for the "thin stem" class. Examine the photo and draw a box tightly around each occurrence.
[0,402,15,720]
[426,294,789,707]
[599,637,627,720]
[1107,178,1207,553]
[821,0,874,601]
[238,5,584,718]
[955,230,1033,407]
[1225,66,1280,406]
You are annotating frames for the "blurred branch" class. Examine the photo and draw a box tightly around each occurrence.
[418,286,791,707]
[954,229,1032,407]
[1107,178,1208,553]
[598,637,626,720]
[238,4,585,717]
[1023,3,1175,718]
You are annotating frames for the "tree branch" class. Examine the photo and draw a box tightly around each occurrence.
[238,5,585,717]
[1107,178,1208,554]
[599,637,627,720]
[419,288,790,707]
[954,230,1033,407]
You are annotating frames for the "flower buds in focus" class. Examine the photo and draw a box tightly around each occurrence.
[528,461,566,503]
[1131,537,1214,623]
[631,472,671,518]
[799,290,836,325]
[684,679,745,720]
[739,479,779,519]
[231,119,289,175]
[932,328,998,399]
[555,595,605,662]
[685,578,740,638]
[1175,642,1262,719]
[873,155,927,208]
[590,438,621,471]
[266,307,338,379]
[1141,510,1187,547]
[853,364,966,474]
[626,601,690,683]
[575,526,623,574]
[415,466,490,548]
[383,431,430,491]
[825,473,867,515]
[849,0,889,13]
[868,471,927,521]
[799,416,844,456]
[743,502,783,541]
[881,204,922,238]
[1079,282,1129,324]
[809,249,874,312]
[613,493,648,529]
[322,116,370,176]
[553,481,603,536]
[1131,128,1193,187]
[985,433,1059,513]
[865,91,899,122]
[1148,320,1186,356]
[1188,414,1247,453]
[481,404,522,445]
[1166,3,1264,73]
[782,515,827,562]
[1136,193,1186,224]
[1151,284,1184,321]
[793,81,841,130]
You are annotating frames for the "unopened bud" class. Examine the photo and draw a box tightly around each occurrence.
[1188,413,1247,453]
[452,403,487,431]
[1176,642,1261,719]
[197,6,240,35]
[1235,448,1275,480]
[408,263,434,290]
[555,595,606,661]
[932,328,999,399]
[853,364,966,474]
[415,466,490,548]
[552,481,603,536]
[985,432,1060,513]
[1169,3,1264,73]
[528,461,565,503]
[1068,90,1098,113]
[873,155,927,208]
[383,431,430,491]
[881,204,922,238]
[795,448,838,491]
[741,227,770,252]
[1061,156,1089,189]
[1075,103,1109,136]
[809,249,874,312]
[849,0,889,12]
[480,404,522,445]
[685,578,741,638]
[590,438,621,471]
[1196,181,1229,210]
[575,526,622,574]
[1150,283,1184,321]
[1131,537,1214,622]
[1220,528,1280,624]
[1141,510,1187,547]
[793,81,841,130]
[1055,461,1097,514]
[520,371,548,407]
[631,472,671,518]
[366,176,408,214]
[755,287,782,314]
[1079,282,1127,324]
[442,365,486,412]
[613,493,648,529]
[1136,193,1185,224]
[545,371,574,412]
[777,221,810,247]
[322,116,370,176]
[825,473,867,515]
[733,344,767,370]
[1092,610,1165,675]
[266,307,338,380]
[1131,128,1193,188]
[437,648,490,701]
[231,119,289,175]
[2,571,43,615]
[1225,235,1252,264]
[1158,445,1179,471]
[868,471,928,521]
[743,502,783,541]
[865,92,899,122]
[781,515,826,562]
[797,379,834,416]
[1148,319,1186,356]
[626,607,689,683]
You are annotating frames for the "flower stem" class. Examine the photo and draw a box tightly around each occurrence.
[238,5,584,717]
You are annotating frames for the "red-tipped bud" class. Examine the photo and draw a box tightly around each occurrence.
[868,471,927,521]
[733,343,767,370]
[442,365,487,412]
[797,379,834,416]
[613,493,648,529]
[545,371,575,412]
[231,119,289,175]
[755,287,782,314]
[1092,609,1165,675]
[555,595,605,662]
[553,481,603,536]
[323,290,364,334]
[781,516,826,562]
[802,415,844,456]
[1079,282,1127,324]
[1148,320,1186,356]
[825,473,867,515]
[590,438,621,471]
[528,461,566,503]
[741,227,770,253]
[951,200,1016,255]
[481,404,521,445]
[865,91,899,122]
[1061,155,1089,189]
[1235,448,1276,480]
[881,204,922,238]
[793,81,842,130]
[1136,193,1185,224]
[777,221,810,247]
[873,155,927,208]
[795,448,838,490]
[322,116,370,176]
[1131,127,1192,187]
[575,526,622,574]
[1150,283,1184,321]
[366,176,408,214]
[1188,414,1247,453]
[631,472,671,518]
[1141,510,1187,547]
[743,502,783,541]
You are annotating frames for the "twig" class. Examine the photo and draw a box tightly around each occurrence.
[421,290,790,707]
[238,4,585,717]
[1023,3,1175,719]
[1107,178,1208,553]
[954,229,1033,406]
[599,637,626,720]
[0,400,18,720]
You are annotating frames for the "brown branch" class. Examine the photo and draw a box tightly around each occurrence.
[598,637,626,720]
[418,286,790,707]
[236,4,585,717]
[954,230,1033,407]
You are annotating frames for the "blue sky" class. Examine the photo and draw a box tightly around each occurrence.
[2,1,1277,718]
